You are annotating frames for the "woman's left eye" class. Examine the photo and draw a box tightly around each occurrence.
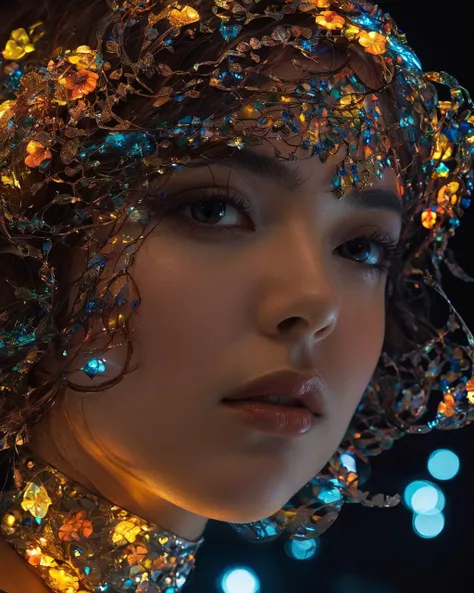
[336,232,403,276]
[339,236,384,265]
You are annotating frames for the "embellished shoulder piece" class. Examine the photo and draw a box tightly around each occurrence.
[0,447,204,593]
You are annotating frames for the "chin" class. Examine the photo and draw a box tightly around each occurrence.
[200,498,288,524]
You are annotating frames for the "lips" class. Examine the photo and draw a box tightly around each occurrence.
[221,369,327,416]
[250,394,306,407]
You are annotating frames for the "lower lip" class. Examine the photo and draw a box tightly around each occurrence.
[221,400,316,436]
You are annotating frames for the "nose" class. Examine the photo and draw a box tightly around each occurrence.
[256,225,340,343]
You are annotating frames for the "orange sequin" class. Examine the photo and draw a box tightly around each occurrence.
[24,140,52,168]
[59,69,99,100]
[315,11,345,30]
[58,510,93,542]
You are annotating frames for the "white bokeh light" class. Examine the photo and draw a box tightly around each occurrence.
[410,483,445,515]
[220,568,260,593]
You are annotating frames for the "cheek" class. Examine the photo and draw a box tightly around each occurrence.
[323,289,386,419]
[129,237,244,393]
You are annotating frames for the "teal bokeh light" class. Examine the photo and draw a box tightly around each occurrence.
[427,449,460,481]
[413,512,445,539]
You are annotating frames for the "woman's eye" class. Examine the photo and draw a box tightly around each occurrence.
[339,237,382,265]
[169,190,254,233]
[181,200,244,227]
[336,233,403,276]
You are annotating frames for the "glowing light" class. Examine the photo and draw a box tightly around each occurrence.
[339,453,357,473]
[427,449,460,481]
[422,210,437,229]
[220,568,260,593]
[404,480,427,509]
[411,483,445,515]
[168,6,200,27]
[285,538,319,561]
[413,512,445,539]
[81,358,107,378]
[403,480,445,515]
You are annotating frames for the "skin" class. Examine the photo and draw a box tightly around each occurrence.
[0,54,403,590]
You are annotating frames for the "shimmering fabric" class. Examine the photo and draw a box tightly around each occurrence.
[0,447,204,592]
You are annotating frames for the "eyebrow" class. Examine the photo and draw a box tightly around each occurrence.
[190,148,403,215]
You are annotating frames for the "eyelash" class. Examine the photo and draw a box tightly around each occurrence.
[165,187,404,277]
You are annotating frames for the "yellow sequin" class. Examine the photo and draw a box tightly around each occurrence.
[0,100,16,121]
[2,28,36,60]
[21,481,53,519]
[168,6,200,27]
[358,31,387,56]
[67,45,98,71]
[48,568,80,593]
[432,134,453,161]
[437,181,460,206]
[112,520,142,545]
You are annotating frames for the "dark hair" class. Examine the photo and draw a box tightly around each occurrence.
[0,0,435,450]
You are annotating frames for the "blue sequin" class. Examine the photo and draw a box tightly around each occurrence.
[87,254,107,269]
[299,40,312,52]
[435,163,450,176]
[350,14,383,32]
[81,358,107,378]
[219,22,241,42]
[388,38,422,71]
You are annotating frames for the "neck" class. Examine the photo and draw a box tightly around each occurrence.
[28,398,208,543]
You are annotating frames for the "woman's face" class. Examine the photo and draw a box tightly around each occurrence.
[60,138,403,525]
[47,54,403,526]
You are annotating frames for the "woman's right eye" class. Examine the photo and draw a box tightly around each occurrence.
[166,188,255,234]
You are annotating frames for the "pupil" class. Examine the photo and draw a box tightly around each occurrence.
[348,238,371,262]
[193,201,226,224]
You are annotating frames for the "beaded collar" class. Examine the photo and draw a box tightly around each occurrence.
[0,447,204,593]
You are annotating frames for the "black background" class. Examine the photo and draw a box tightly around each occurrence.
[186,4,474,593]
[2,2,474,592]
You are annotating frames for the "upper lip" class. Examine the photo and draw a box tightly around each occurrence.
[221,369,327,416]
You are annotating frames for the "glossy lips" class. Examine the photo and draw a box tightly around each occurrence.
[221,370,327,436]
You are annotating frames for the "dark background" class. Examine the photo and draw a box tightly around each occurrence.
[186,4,474,593]
[2,2,473,592]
